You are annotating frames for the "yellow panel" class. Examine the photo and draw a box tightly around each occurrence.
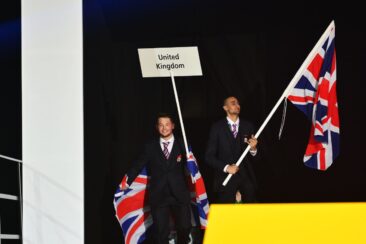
[203,203,366,244]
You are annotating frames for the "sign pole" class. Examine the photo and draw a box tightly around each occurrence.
[170,71,189,156]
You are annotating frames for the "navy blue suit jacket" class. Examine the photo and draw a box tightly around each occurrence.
[205,118,258,193]
[127,137,191,207]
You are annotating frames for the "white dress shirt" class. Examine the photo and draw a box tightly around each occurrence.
[160,135,174,154]
[227,117,240,132]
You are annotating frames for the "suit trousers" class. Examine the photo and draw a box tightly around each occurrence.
[151,199,191,244]
[215,171,257,203]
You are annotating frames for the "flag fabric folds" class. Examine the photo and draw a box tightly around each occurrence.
[287,24,339,170]
[186,150,209,228]
[113,149,209,244]
[113,168,152,244]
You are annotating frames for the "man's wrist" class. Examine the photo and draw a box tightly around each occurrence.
[223,164,229,173]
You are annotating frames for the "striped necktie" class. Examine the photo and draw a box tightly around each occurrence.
[232,124,238,138]
[162,142,170,159]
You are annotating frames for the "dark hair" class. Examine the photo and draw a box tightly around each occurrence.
[223,96,239,106]
[156,112,175,124]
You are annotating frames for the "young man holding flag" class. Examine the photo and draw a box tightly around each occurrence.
[205,96,259,203]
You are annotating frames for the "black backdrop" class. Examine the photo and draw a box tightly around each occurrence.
[83,1,366,243]
[0,1,22,241]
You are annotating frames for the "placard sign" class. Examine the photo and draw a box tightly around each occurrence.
[138,46,202,77]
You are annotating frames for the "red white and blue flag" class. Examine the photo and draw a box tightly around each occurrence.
[186,150,209,228]
[113,167,152,244]
[287,24,339,170]
[113,149,209,244]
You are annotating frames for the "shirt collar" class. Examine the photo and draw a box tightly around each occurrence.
[160,135,174,145]
[226,117,240,126]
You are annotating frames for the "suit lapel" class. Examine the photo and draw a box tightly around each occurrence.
[222,119,236,152]
[155,139,169,166]
[223,119,233,139]
[167,140,179,166]
[238,120,246,148]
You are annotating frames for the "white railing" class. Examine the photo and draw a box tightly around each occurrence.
[0,154,22,243]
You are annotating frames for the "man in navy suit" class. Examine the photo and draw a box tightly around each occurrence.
[205,96,259,203]
[123,113,191,244]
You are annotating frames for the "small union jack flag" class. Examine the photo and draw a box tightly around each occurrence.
[186,149,209,228]
[113,168,152,244]
[287,22,339,170]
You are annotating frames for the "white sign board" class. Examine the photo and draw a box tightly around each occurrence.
[138,46,203,77]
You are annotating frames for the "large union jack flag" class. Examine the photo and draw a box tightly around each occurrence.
[287,23,339,170]
[113,149,209,244]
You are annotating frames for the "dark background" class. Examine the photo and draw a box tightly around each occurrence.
[84,0,366,243]
[0,2,22,159]
[0,1,22,243]
[83,0,366,243]
[1,1,366,244]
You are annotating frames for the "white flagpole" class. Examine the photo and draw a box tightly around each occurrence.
[170,71,190,156]
[223,20,335,186]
